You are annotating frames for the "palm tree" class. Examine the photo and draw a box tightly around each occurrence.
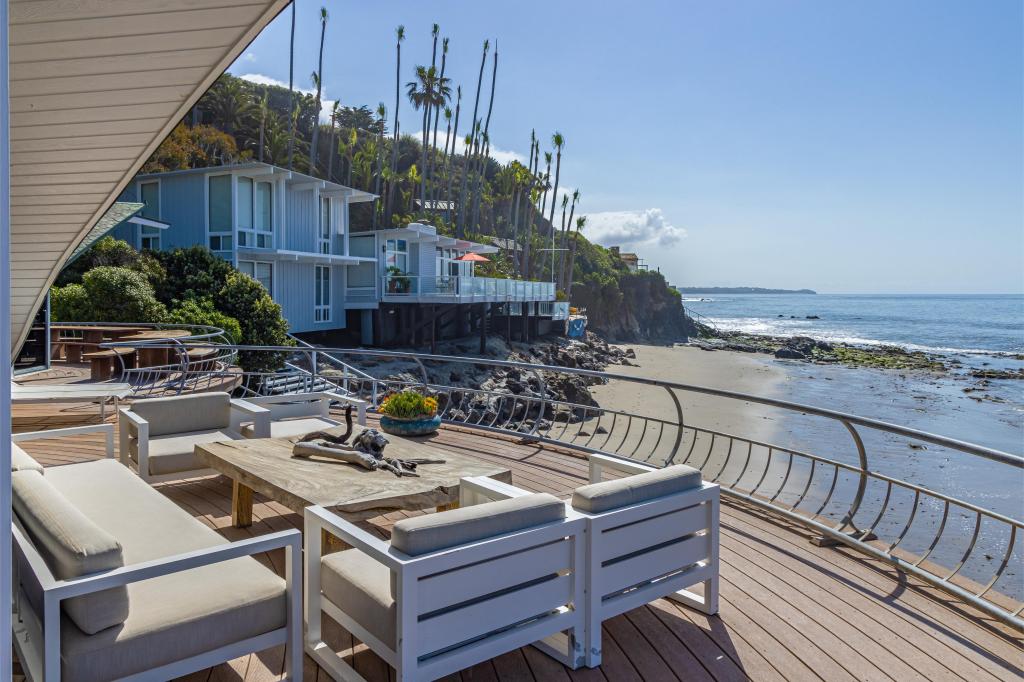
[206,78,255,137]
[558,189,579,289]
[344,128,357,186]
[372,102,386,228]
[471,41,499,232]
[308,6,329,174]
[326,101,340,181]
[286,0,297,170]
[566,216,586,297]
[256,92,270,162]
[444,86,462,222]
[547,132,565,235]
[387,25,406,225]
[407,65,434,209]
[429,37,449,209]
[458,40,489,236]
[539,151,552,218]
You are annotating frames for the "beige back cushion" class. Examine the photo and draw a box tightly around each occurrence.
[391,493,566,557]
[11,443,44,474]
[572,464,703,514]
[130,392,232,436]
[12,470,129,634]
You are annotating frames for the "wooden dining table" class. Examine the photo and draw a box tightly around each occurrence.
[117,329,192,367]
[51,325,146,363]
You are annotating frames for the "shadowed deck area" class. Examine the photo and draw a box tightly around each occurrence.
[12,402,1023,682]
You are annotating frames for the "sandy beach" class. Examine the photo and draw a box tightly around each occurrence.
[591,343,788,446]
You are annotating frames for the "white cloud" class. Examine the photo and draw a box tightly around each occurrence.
[236,72,337,123]
[241,52,257,63]
[581,208,687,249]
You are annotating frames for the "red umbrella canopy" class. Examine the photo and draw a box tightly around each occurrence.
[455,252,490,262]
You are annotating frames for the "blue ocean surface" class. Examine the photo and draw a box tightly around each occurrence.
[682,293,1024,356]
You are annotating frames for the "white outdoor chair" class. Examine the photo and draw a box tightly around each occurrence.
[119,392,270,482]
[463,452,720,669]
[11,457,302,682]
[241,391,368,439]
[304,493,587,681]
[12,423,116,462]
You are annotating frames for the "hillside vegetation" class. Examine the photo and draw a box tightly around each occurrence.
[143,17,694,342]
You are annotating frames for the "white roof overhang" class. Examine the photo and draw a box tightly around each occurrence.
[9,0,290,359]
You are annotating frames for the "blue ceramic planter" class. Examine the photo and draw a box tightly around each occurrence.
[379,414,442,436]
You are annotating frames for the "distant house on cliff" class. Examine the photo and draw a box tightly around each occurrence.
[608,246,648,273]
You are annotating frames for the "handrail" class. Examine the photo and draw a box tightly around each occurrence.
[96,340,1024,629]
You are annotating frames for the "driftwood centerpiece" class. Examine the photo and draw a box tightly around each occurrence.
[291,405,444,477]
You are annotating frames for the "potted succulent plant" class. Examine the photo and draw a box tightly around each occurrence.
[386,265,411,294]
[378,390,441,436]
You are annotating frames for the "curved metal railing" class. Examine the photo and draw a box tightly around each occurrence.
[98,341,1024,629]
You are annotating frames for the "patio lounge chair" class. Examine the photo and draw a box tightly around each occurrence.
[10,451,301,682]
[240,391,369,439]
[11,381,133,420]
[304,493,587,680]
[119,392,270,482]
[462,452,720,668]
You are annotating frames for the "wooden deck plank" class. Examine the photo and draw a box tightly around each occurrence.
[11,414,1022,682]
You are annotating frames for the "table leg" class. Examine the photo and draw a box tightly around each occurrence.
[436,500,460,512]
[321,528,351,554]
[232,480,254,527]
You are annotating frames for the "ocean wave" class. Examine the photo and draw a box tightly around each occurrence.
[707,317,1023,357]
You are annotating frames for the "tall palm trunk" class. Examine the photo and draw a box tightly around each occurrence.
[387,26,406,225]
[444,87,462,223]
[458,40,489,236]
[257,94,268,163]
[309,7,329,174]
[429,38,448,210]
[470,42,498,233]
[558,191,578,289]
[326,103,338,181]
[566,216,585,297]
[372,103,386,229]
[547,133,564,245]
[286,0,297,170]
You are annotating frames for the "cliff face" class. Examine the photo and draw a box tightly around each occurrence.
[572,269,697,343]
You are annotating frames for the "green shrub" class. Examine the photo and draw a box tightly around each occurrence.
[153,246,235,304]
[167,297,242,344]
[57,236,165,288]
[217,272,292,372]
[79,267,168,323]
[50,284,91,322]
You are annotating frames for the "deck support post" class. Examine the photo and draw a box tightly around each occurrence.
[521,303,530,343]
[430,305,437,355]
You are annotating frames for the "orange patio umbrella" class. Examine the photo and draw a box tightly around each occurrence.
[455,253,491,262]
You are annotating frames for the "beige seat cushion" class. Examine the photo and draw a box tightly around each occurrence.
[129,392,231,436]
[130,428,241,476]
[321,549,396,648]
[43,460,286,682]
[12,442,44,474]
[12,470,128,635]
[241,416,338,439]
[572,464,703,514]
[391,493,566,557]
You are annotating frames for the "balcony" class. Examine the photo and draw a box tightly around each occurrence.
[379,274,556,303]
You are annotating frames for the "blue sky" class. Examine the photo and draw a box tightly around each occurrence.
[231,0,1023,294]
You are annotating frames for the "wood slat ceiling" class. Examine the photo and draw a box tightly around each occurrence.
[8,0,291,359]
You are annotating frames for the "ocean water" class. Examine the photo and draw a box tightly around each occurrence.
[682,293,1024,356]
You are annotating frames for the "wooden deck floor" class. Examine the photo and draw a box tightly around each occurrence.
[12,410,1024,682]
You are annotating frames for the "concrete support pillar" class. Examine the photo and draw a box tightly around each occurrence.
[430,305,437,355]
[521,302,530,343]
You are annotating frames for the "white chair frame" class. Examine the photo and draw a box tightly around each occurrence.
[463,452,720,669]
[118,398,270,483]
[304,503,587,681]
[11,522,303,682]
[243,391,368,434]
[13,423,115,459]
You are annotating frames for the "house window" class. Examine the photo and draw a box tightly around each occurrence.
[208,174,233,257]
[318,196,331,254]
[139,181,161,250]
[385,239,408,272]
[238,177,274,248]
[315,265,331,322]
[238,260,273,294]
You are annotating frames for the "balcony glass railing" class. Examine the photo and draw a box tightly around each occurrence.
[380,275,555,300]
